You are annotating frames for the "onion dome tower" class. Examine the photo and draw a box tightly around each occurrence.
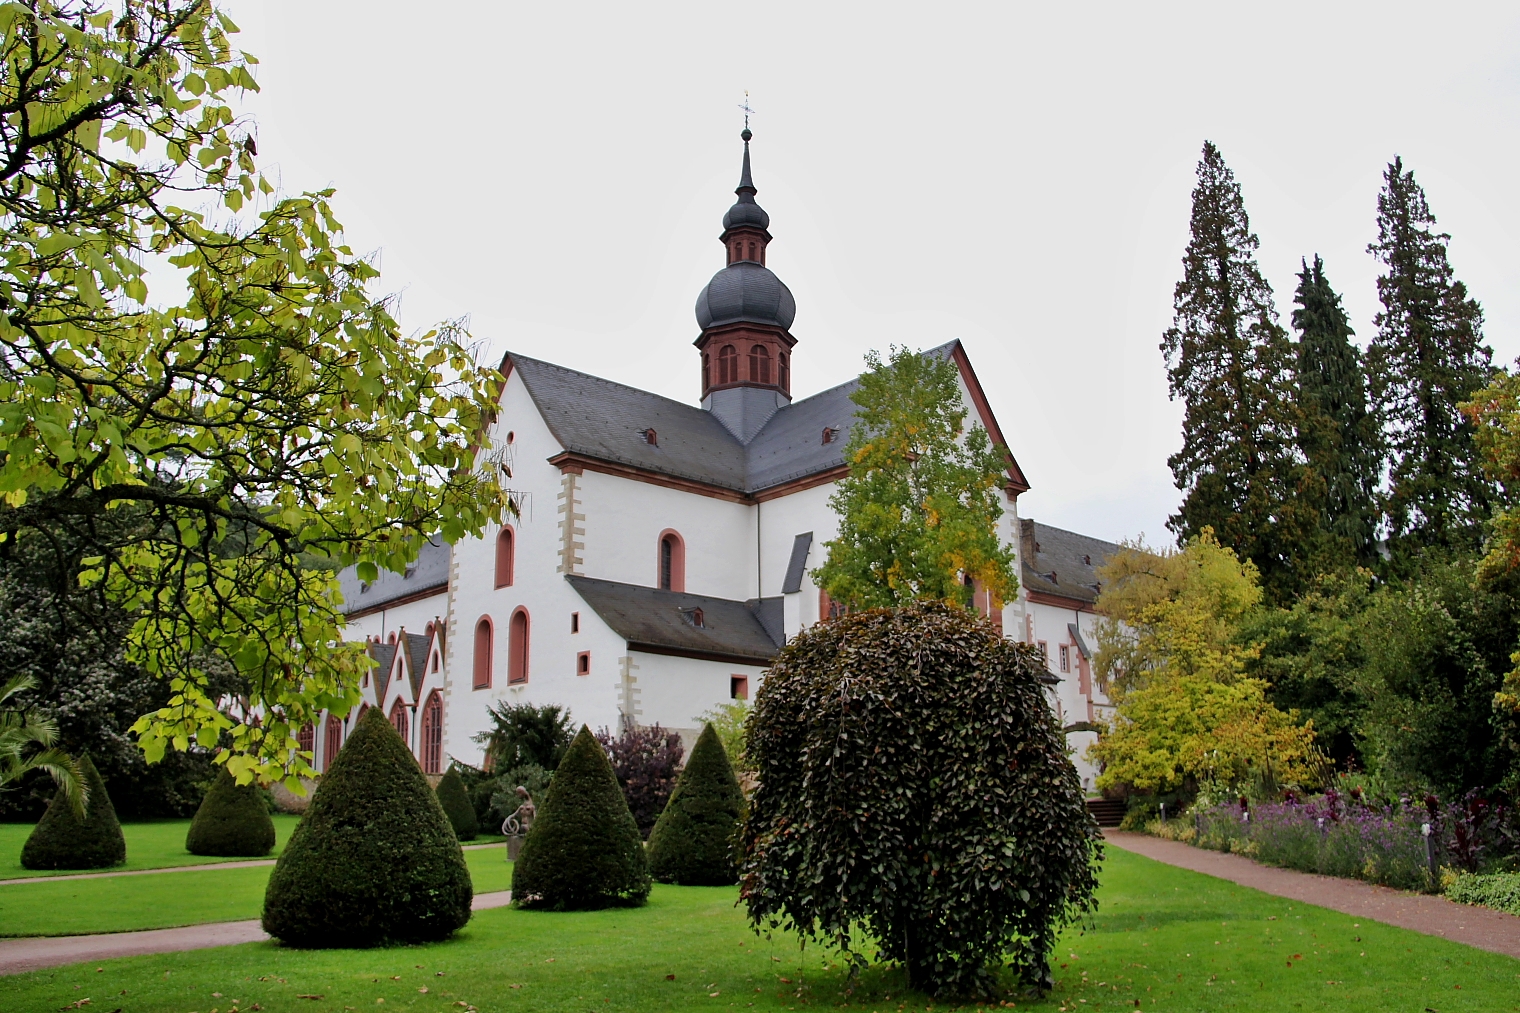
[695,128,797,442]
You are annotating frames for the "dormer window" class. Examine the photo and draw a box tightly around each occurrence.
[644,428,658,446]
[822,427,838,445]
[680,606,705,628]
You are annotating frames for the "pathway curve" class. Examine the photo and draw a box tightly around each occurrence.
[0,841,504,887]
[1105,831,1520,960]
[0,891,513,976]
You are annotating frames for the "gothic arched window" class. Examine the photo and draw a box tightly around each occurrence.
[297,721,315,757]
[495,526,515,588]
[750,344,771,384]
[508,608,530,685]
[718,345,737,385]
[420,692,444,774]
[389,698,409,744]
[322,714,343,772]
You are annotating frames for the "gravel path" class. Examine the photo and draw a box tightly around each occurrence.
[1105,831,1520,960]
[0,890,513,976]
[0,841,503,887]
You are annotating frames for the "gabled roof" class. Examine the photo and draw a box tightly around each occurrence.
[504,340,1028,498]
[338,536,450,617]
[366,640,397,703]
[403,632,431,699]
[566,575,783,664]
[1020,519,1120,608]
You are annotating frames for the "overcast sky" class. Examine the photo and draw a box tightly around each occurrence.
[227,1,1520,546]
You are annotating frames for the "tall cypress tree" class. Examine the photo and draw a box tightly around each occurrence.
[1366,157,1493,564]
[1162,141,1312,601]
[1291,255,1380,567]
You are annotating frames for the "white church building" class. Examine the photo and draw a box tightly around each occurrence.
[324,132,1118,791]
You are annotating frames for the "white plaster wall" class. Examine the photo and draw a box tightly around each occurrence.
[343,593,448,645]
[575,469,756,599]
[1026,598,1111,792]
[626,649,767,744]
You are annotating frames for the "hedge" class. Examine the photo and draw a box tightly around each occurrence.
[436,766,480,841]
[647,722,745,885]
[186,767,277,857]
[21,753,126,870]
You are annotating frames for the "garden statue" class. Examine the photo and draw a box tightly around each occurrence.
[503,786,535,861]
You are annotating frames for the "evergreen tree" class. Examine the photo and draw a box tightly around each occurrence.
[511,726,650,910]
[1162,142,1313,602]
[1366,156,1494,563]
[647,723,746,885]
[261,707,472,947]
[435,766,480,841]
[1291,256,1381,567]
[185,767,276,857]
[21,754,126,870]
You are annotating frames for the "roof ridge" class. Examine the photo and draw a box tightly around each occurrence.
[509,351,735,425]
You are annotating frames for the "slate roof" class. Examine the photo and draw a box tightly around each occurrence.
[366,640,397,702]
[338,536,450,616]
[566,575,784,664]
[507,341,985,496]
[1020,519,1120,607]
[403,632,431,699]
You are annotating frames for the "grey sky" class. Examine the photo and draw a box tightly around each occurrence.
[229,1,1520,546]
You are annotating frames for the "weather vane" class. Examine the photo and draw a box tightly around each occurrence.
[738,91,754,132]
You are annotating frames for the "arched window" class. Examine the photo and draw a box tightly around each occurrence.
[358,703,370,721]
[777,352,788,392]
[508,608,530,685]
[420,692,444,774]
[495,527,515,588]
[473,617,493,690]
[702,352,710,393]
[718,345,737,385]
[748,241,757,261]
[390,699,409,744]
[657,530,685,592]
[322,714,343,772]
[296,722,315,756]
[750,344,771,384]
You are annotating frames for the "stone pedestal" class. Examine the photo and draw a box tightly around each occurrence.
[506,834,526,861]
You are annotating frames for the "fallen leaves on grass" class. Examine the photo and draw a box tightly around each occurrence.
[57,1000,90,1010]
[295,995,324,1001]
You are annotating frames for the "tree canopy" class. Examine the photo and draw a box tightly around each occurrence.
[0,1,511,787]
[815,346,1015,610]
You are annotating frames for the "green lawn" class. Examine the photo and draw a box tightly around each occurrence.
[0,817,302,879]
[3,848,1516,1011]
[0,818,506,881]
[0,848,514,937]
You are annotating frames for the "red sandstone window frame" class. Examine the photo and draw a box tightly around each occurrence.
[657,529,686,592]
[508,607,531,685]
[718,344,738,385]
[389,698,409,744]
[577,650,591,676]
[420,691,444,774]
[473,616,494,690]
[322,713,343,773]
[730,675,748,700]
[495,526,515,588]
[297,721,315,757]
[750,343,771,384]
[778,351,788,392]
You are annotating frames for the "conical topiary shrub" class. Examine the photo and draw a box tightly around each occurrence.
[647,723,746,885]
[185,767,277,857]
[21,753,126,870]
[436,765,479,841]
[262,707,472,947]
[511,725,650,909]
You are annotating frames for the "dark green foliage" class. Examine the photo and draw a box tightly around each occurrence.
[185,767,276,856]
[435,766,479,840]
[21,754,126,869]
[1161,141,1314,603]
[741,601,1101,997]
[261,707,471,947]
[511,725,650,910]
[1291,256,1381,569]
[0,526,221,821]
[594,723,683,836]
[1367,157,1494,566]
[472,701,573,771]
[647,723,745,885]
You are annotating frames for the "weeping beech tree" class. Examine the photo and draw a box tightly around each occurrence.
[740,601,1101,998]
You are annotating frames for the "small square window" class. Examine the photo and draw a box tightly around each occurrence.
[1037,641,1048,664]
[730,675,749,700]
[577,651,591,676]
[1059,645,1071,673]
[571,611,580,634]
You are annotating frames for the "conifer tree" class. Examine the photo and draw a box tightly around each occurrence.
[647,723,746,885]
[186,767,277,857]
[21,754,126,870]
[1161,142,1313,601]
[435,766,480,841]
[1366,157,1494,563]
[1291,256,1381,567]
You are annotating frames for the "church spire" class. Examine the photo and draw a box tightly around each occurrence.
[721,127,770,252]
